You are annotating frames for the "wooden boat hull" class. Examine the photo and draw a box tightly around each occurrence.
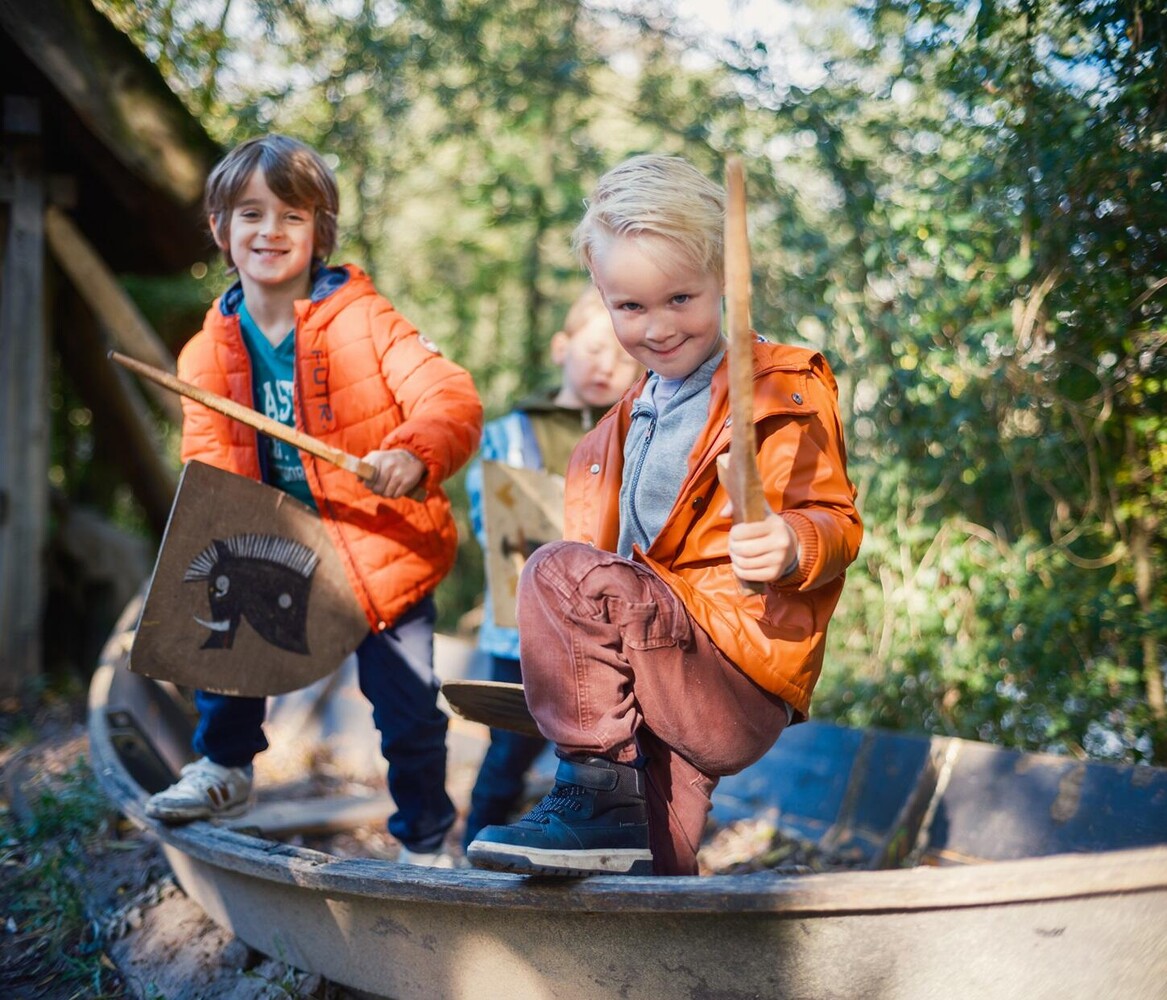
[88,598,1167,999]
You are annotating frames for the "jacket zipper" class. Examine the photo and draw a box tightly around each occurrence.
[626,410,655,548]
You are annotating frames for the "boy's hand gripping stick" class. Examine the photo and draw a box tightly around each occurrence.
[718,156,767,596]
[109,350,426,501]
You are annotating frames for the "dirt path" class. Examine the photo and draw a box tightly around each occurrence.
[1,701,362,999]
[108,881,358,999]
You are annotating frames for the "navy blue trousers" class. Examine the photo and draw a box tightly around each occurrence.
[462,653,548,848]
[193,595,455,853]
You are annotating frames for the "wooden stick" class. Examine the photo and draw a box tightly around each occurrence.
[109,350,426,500]
[722,155,766,595]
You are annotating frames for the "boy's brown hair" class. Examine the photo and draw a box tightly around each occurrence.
[205,134,340,269]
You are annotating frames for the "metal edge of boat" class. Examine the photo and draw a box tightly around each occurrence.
[87,596,1167,1000]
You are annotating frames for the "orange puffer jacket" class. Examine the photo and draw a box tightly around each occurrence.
[177,264,483,631]
[563,339,862,720]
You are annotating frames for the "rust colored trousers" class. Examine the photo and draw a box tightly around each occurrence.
[517,540,790,875]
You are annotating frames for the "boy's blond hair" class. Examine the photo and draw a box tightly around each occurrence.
[572,154,726,278]
[205,134,340,269]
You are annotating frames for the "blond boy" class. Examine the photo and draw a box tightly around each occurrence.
[468,155,861,876]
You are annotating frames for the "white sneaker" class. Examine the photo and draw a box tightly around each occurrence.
[145,757,254,824]
[398,845,467,869]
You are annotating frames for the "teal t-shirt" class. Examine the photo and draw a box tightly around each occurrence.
[238,302,316,509]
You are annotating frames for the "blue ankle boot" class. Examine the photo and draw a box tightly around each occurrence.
[466,751,653,876]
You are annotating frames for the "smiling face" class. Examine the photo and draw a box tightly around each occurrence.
[589,232,725,381]
[211,168,315,302]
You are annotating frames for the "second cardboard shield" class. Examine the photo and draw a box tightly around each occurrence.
[131,461,370,696]
[480,461,564,629]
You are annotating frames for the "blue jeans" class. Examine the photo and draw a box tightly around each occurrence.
[462,654,548,849]
[193,595,455,853]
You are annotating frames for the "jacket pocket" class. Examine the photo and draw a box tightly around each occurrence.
[760,589,817,641]
[759,369,820,418]
[605,595,691,651]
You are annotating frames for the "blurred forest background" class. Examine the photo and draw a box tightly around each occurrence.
[55,0,1165,763]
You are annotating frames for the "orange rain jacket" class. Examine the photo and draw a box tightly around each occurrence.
[563,339,862,720]
[177,264,483,631]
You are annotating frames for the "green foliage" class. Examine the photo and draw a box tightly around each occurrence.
[0,755,127,996]
[811,0,1167,760]
[820,526,1160,760]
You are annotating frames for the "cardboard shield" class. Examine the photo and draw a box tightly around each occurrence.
[480,461,564,629]
[131,461,369,696]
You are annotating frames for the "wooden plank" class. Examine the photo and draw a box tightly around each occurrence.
[46,205,183,424]
[53,281,177,533]
[0,0,217,208]
[442,679,540,737]
[0,105,46,697]
[0,173,77,208]
[719,156,765,595]
[225,793,393,838]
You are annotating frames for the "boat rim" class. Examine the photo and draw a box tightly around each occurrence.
[87,658,1167,919]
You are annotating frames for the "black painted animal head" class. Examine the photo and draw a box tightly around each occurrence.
[183,534,319,653]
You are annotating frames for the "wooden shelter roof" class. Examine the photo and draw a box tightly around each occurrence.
[0,0,222,274]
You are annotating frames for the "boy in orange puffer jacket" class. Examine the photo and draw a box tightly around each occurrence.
[145,134,483,868]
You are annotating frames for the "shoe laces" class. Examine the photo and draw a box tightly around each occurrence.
[524,782,587,823]
[174,760,238,796]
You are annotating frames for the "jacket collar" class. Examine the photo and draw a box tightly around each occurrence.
[218,261,352,317]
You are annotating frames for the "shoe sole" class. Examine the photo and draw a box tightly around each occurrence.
[467,842,653,877]
[144,799,253,824]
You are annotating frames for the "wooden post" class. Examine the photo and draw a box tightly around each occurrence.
[0,96,47,697]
